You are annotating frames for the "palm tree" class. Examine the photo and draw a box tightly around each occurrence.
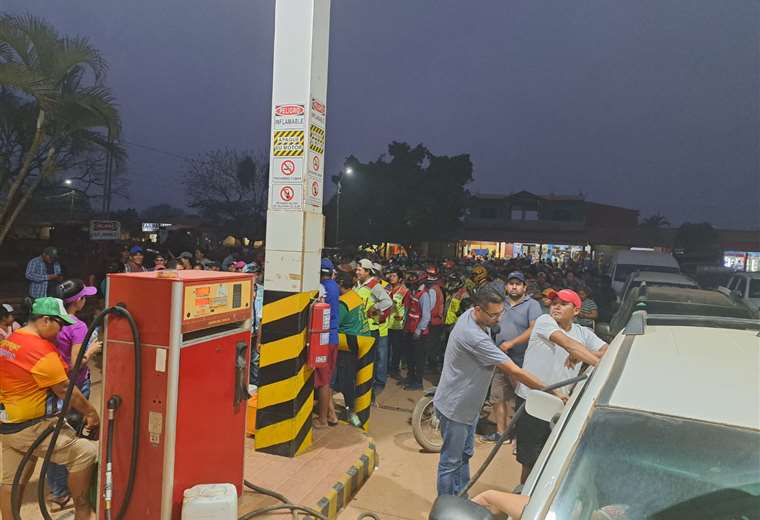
[0,14,123,245]
[641,213,671,228]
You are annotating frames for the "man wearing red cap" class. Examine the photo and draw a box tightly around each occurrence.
[514,288,608,483]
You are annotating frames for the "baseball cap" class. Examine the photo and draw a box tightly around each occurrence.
[243,261,261,273]
[129,245,144,255]
[233,260,246,269]
[2,303,14,313]
[371,262,383,275]
[31,297,76,325]
[544,288,582,308]
[507,271,527,283]
[320,258,335,273]
[57,279,98,304]
[357,259,374,270]
[42,246,59,259]
[179,251,193,259]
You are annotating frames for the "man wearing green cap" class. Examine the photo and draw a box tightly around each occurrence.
[0,297,99,520]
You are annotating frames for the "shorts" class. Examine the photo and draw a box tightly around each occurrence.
[314,344,338,388]
[1,418,98,484]
[514,397,551,466]
[490,370,516,403]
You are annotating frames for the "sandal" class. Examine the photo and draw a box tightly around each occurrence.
[49,495,72,511]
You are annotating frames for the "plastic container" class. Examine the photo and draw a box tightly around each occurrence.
[181,483,238,520]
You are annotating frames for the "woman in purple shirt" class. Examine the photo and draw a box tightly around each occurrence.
[47,279,102,509]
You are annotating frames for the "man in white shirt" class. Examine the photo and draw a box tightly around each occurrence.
[514,288,608,483]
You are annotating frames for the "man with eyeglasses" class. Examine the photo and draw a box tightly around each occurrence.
[0,297,99,520]
[432,286,557,497]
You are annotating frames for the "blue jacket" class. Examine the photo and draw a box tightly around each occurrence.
[320,278,340,345]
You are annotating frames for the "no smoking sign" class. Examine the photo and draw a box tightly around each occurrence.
[270,182,302,211]
[280,185,295,201]
[280,160,296,176]
[274,157,303,181]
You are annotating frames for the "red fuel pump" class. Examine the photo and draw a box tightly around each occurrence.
[307,301,331,369]
[100,270,253,520]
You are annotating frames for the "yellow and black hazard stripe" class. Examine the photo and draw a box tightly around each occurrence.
[272,130,305,157]
[309,124,325,155]
[338,333,375,431]
[255,289,317,457]
[317,442,377,519]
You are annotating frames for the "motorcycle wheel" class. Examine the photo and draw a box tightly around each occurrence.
[411,395,442,453]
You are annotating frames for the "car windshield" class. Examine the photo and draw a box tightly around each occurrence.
[749,279,760,299]
[547,408,760,520]
[615,264,680,282]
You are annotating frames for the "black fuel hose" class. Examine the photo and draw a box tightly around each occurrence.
[458,372,590,497]
[10,304,142,520]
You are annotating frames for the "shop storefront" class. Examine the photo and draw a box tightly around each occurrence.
[724,251,760,272]
[460,241,590,262]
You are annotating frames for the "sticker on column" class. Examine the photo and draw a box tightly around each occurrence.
[305,173,323,208]
[270,182,303,211]
[272,157,303,182]
[273,104,305,131]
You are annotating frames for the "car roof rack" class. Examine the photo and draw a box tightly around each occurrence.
[623,311,760,336]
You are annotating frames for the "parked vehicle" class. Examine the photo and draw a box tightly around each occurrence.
[518,311,760,520]
[617,270,698,304]
[720,272,760,311]
[597,285,757,341]
[608,251,680,298]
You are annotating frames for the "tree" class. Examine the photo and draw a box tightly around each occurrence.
[674,222,722,270]
[641,213,670,228]
[328,142,473,248]
[183,149,268,238]
[0,14,124,245]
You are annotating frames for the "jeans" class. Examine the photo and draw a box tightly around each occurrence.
[388,329,405,374]
[436,408,476,496]
[372,332,389,389]
[249,344,260,387]
[48,380,91,499]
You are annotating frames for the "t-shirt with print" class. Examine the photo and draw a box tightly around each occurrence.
[433,308,511,424]
[0,330,69,423]
[515,314,605,399]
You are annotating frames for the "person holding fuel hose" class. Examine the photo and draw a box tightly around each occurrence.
[432,286,567,497]
[0,297,99,520]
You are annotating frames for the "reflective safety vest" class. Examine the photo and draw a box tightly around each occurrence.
[388,284,409,330]
[404,285,428,335]
[444,286,469,326]
[430,284,445,327]
[356,278,390,337]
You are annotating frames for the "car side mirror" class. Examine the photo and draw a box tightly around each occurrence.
[525,390,565,423]
[429,495,493,520]
[596,323,611,339]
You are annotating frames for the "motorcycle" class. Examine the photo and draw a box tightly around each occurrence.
[411,387,493,453]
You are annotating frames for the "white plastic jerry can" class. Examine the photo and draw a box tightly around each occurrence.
[181,483,238,520]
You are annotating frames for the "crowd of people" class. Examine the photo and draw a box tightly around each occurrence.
[2,238,613,520]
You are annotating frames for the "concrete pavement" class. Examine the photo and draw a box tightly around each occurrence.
[340,379,521,520]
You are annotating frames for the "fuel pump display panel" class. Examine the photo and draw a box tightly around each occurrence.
[182,280,252,333]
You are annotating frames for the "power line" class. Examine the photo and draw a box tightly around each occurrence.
[121,139,194,161]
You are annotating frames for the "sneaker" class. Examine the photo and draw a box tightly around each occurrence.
[480,432,503,443]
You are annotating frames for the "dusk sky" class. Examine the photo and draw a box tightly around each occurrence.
[7,0,760,229]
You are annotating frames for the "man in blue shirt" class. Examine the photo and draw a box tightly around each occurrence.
[315,258,340,428]
[25,247,63,299]
[483,271,543,442]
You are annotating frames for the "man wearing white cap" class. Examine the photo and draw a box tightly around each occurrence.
[355,259,393,397]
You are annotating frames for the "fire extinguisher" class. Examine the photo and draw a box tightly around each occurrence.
[307,301,331,369]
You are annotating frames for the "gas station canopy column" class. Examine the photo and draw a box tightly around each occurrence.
[256,0,331,457]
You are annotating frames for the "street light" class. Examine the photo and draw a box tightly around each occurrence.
[335,167,353,246]
[64,179,72,186]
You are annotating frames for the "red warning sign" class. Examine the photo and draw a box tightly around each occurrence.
[280,160,296,176]
[311,155,320,172]
[280,185,295,201]
[311,181,320,197]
